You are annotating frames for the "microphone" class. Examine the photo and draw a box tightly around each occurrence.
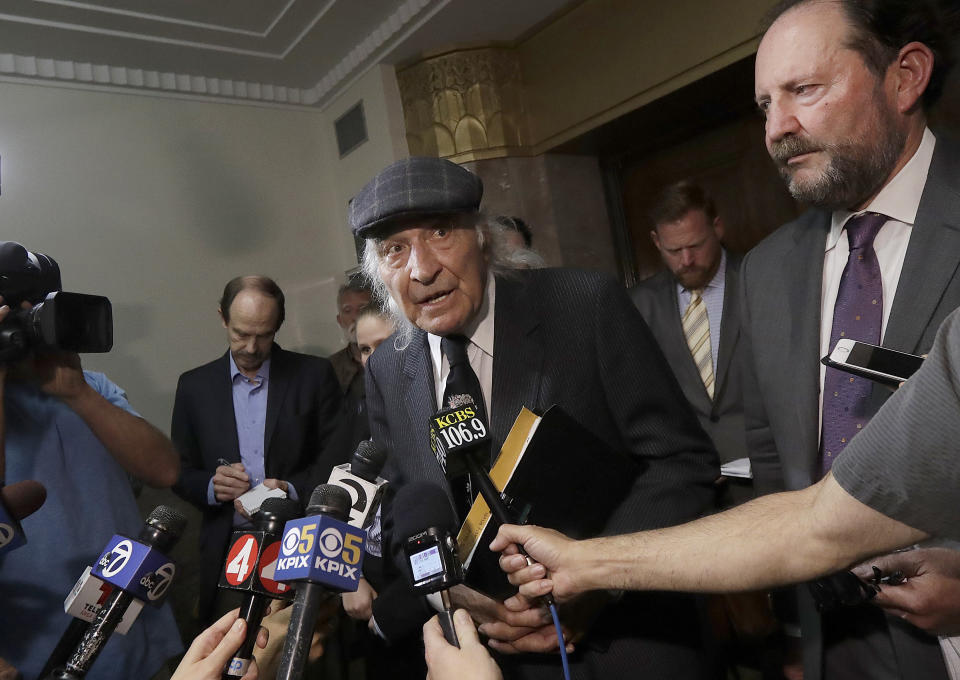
[395,481,464,647]
[47,505,187,679]
[274,484,366,680]
[0,479,46,554]
[429,404,555,606]
[326,440,388,529]
[220,496,302,679]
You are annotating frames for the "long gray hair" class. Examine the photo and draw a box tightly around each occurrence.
[360,213,541,350]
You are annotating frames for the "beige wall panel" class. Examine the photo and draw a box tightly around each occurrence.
[519,0,771,150]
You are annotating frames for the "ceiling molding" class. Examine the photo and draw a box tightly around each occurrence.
[0,52,308,105]
[32,0,297,37]
[0,1,340,59]
[0,0,574,109]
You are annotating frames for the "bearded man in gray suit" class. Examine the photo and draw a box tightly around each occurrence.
[743,1,960,678]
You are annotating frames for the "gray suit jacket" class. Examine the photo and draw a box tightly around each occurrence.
[629,255,746,466]
[367,268,719,679]
[741,135,960,680]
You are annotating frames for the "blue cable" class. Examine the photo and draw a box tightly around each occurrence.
[549,602,571,680]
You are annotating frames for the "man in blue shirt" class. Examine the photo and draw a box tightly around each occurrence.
[172,275,340,626]
[0,298,184,678]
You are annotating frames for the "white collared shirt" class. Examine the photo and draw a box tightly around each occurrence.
[818,127,936,424]
[428,274,495,416]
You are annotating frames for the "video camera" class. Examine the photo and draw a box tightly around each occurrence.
[0,241,112,362]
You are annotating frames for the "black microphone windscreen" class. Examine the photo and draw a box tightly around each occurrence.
[1,480,46,520]
[392,481,457,540]
[306,484,350,521]
[259,496,302,522]
[350,440,386,482]
[145,505,187,539]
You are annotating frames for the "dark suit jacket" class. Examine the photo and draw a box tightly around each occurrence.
[629,255,746,476]
[171,345,341,624]
[367,268,719,679]
[741,135,960,680]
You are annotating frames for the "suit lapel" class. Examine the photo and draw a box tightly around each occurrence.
[884,139,960,353]
[217,352,241,462]
[714,256,741,396]
[401,331,446,485]
[264,345,290,468]
[491,274,543,453]
[783,214,829,477]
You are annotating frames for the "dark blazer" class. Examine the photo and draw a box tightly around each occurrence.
[741,136,960,680]
[629,255,745,461]
[367,268,719,679]
[171,345,341,624]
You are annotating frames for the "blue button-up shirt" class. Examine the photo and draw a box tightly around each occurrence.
[206,354,271,508]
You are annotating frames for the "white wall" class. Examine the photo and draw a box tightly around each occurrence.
[0,69,406,432]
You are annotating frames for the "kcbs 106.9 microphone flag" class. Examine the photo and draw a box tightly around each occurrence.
[46,505,187,680]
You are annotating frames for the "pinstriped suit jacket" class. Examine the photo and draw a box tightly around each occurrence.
[367,267,719,679]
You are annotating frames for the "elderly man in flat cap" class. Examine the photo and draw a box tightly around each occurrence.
[352,156,719,679]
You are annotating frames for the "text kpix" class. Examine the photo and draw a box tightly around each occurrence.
[274,515,365,591]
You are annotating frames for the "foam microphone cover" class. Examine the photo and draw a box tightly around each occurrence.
[259,496,302,523]
[1,480,46,520]
[145,505,187,539]
[392,481,458,540]
[350,440,386,482]
[306,483,351,521]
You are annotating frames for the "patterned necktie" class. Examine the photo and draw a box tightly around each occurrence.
[682,289,715,399]
[820,212,887,476]
[440,335,487,520]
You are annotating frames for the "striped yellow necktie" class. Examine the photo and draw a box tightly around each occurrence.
[682,289,715,399]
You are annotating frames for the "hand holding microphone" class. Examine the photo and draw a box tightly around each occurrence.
[219,497,301,678]
[423,609,503,680]
[172,609,269,680]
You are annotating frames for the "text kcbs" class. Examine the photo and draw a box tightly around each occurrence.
[432,406,488,451]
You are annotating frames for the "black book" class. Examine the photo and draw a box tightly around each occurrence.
[456,405,640,599]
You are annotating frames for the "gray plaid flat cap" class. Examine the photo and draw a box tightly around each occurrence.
[349,157,483,238]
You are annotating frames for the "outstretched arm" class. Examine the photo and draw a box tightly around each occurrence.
[492,474,927,602]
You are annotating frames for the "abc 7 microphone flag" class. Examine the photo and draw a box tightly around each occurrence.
[91,534,175,605]
[273,515,366,591]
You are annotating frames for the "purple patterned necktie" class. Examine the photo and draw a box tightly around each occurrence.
[820,212,887,476]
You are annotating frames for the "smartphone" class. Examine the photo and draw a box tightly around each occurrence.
[822,339,924,388]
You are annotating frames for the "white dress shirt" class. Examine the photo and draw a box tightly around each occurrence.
[818,127,936,427]
[428,274,496,416]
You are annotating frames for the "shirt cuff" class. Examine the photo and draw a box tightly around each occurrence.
[369,615,387,640]
[207,477,218,505]
[286,482,298,502]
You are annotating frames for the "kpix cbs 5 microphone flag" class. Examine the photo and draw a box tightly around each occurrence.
[274,515,365,591]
